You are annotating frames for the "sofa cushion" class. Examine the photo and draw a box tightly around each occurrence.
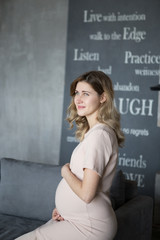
[125,179,138,201]
[110,169,125,209]
[0,213,45,240]
[0,158,62,221]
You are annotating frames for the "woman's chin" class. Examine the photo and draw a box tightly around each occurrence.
[77,111,85,117]
[78,113,85,117]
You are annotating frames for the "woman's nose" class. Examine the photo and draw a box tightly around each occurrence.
[76,94,83,103]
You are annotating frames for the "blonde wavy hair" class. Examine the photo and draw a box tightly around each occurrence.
[67,71,125,147]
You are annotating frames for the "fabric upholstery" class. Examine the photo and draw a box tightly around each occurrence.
[0,158,153,240]
[0,158,62,221]
[125,179,138,201]
[114,195,153,240]
[110,169,125,209]
[0,213,44,240]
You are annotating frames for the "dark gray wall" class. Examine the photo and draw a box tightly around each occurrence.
[0,0,68,164]
[60,0,160,198]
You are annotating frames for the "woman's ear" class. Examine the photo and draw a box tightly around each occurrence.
[100,92,107,103]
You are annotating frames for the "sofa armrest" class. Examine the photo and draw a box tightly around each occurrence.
[114,195,153,240]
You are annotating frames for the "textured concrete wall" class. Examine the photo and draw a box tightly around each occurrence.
[0,0,68,164]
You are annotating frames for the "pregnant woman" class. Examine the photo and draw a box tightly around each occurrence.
[16,71,125,240]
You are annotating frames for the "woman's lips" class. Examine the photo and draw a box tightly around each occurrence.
[77,106,85,109]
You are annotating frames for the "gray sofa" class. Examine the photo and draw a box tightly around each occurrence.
[0,158,153,240]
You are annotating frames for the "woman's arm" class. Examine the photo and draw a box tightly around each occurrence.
[61,163,100,203]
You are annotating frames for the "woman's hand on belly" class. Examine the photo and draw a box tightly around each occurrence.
[61,163,70,177]
[52,208,64,221]
[61,163,100,204]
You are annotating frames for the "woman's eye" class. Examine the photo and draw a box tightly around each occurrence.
[84,92,89,96]
[74,91,89,96]
[75,91,79,95]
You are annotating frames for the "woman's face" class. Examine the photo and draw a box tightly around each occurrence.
[74,81,102,121]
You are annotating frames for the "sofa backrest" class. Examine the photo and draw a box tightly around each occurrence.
[0,158,62,221]
[0,158,138,221]
[110,169,138,210]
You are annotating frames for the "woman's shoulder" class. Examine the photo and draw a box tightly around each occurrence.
[85,123,116,142]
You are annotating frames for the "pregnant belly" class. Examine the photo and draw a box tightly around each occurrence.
[55,178,87,219]
[55,178,114,223]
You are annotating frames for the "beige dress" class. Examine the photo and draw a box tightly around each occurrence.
[16,124,118,240]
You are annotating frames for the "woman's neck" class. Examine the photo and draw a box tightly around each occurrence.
[87,119,100,129]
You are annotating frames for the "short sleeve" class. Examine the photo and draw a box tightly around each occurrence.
[83,129,112,177]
